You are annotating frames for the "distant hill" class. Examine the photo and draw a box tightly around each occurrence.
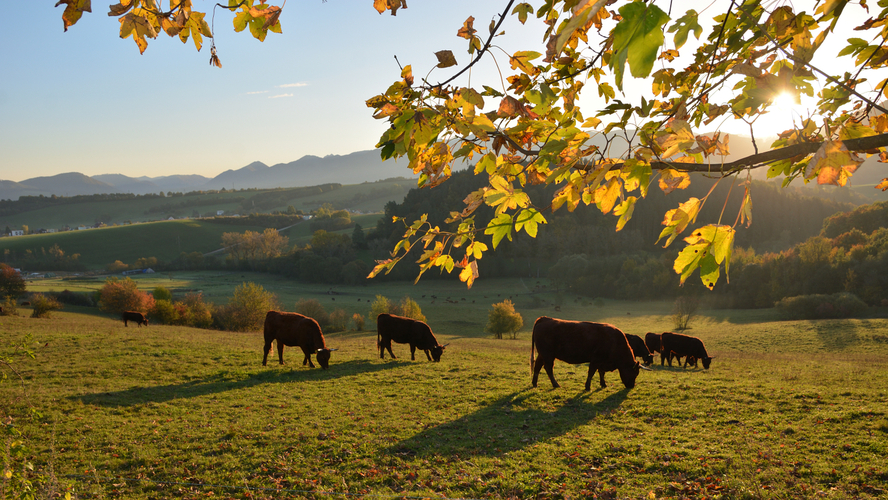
[0,149,410,200]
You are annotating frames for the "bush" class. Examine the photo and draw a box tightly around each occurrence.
[775,292,868,320]
[369,295,425,321]
[398,297,426,322]
[0,296,18,316]
[182,292,213,329]
[29,293,62,318]
[370,295,393,319]
[672,295,701,331]
[214,282,279,332]
[98,277,155,315]
[329,309,348,332]
[485,300,524,339]
[0,263,26,302]
[106,260,129,273]
[294,299,330,329]
[153,286,173,302]
[50,289,95,307]
[150,299,180,325]
[352,313,365,331]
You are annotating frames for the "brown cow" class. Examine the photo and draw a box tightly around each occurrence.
[377,313,447,361]
[262,311,335,369]
[660,331,712,369]
[122,311,148,327]
[530,317,649,391]
[625,333,654,365]
[645,331,687,366]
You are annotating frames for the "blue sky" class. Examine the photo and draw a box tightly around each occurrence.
[0,2,877,183]
[0,1,546,182]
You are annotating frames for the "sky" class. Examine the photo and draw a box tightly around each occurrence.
[0,1,879,183]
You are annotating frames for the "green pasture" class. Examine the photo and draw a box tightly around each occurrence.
[3,276,888,499]
[0,190,250,230]
[0,220,271,269]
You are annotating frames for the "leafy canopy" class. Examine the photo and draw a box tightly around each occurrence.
[364,0,888,289]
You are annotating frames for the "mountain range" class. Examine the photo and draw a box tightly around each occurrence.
[0,149,411,200]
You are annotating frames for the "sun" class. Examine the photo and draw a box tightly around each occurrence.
[760,91,809,136]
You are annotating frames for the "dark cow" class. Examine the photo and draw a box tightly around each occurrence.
[122,311,148,327]
[262,311,336,369]
[625,333,654,365]
[660,331,712,369]
[645,331,687,366]
[530,317,649,391]
[376,313,447,362]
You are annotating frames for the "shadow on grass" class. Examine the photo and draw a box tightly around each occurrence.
[386,388,629,458]
[811,320,861,349]
[74,359,398,407]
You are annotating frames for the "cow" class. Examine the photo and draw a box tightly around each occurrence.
[660,331,713,369]
[263,311,335,369]
[645,331,687,366]
[122,311,148,327]
[530,317,650,391]
[376,313,447,362]
[625,333,654,365]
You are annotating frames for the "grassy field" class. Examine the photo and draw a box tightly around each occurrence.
[0,178,411,231]
[3,276,888,499]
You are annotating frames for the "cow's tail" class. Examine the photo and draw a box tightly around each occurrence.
[377,330,381,352]
[530,333,535,375]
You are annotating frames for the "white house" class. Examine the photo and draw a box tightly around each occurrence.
[9,230,23,236]
[216,210,225,216]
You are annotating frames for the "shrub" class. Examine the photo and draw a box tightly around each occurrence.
[672,295,701,331]
[329,309,348,332]
[398,297,426,322]
[50,289,95,307]
[182,292,213,328]
[485,300,524,339]
[214,282,278,332]
[98,277,155,315]
[106,260,129,273]
[153,286,173,302]
[370,295,393,319]
[0,263,26,302]
[352,313,365,331]
[294,298,330,329]
[0,296,18,316]
[369,295,425,321]
[150,299,180,325]
[29,293,62,318]
[775,292,868,320]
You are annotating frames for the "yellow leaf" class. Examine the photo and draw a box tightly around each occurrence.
[658,168,690,194]
[876,178,888,191]
[459,260,479,289]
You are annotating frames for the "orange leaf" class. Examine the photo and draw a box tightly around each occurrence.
[497,96,523,118]
[457,17,476,40]
[876,178,888,191]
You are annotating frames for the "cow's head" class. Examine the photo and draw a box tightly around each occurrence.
[430,343,448,362]
[619,361,643,389]
[642,353,654,366]
[702,356,713,369]
[315,348,337,369]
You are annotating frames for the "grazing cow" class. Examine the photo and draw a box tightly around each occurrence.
[644,331,687,366]
[530,317,649,391]
[262,311,336,369]
[122,311,148,327]
[20,301,30,306]
[376,313,447,362]
[625,333,654,365]
[660,331,713,369]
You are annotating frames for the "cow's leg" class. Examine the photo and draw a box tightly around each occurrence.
[277,341,285,365]
[660,352,667,365]
[423,349,432,361]
[262,340,272,366]
[543,360,559,389]
[585,364,597,391]
[598,368,607,388]
[410,345,417,361]
[531,357,545,387]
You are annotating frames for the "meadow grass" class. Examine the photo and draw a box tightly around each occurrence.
[3,276,888,499]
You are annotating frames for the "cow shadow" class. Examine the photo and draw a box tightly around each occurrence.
[74,359,398,408]
[385,388,629,458]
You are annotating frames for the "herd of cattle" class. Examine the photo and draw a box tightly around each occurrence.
[122,309,713,389]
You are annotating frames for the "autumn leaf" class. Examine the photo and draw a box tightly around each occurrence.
[877,178,888,191]
[373,0,407,16]
[435,50,457,68]
[56,0,92,31]
[804,140,865,186]
[610,1,670,90]
[497,96,524,118]
[658,168,691,194]
[457,17,476,39]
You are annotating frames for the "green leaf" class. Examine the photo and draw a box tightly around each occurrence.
[511,2,533,24]
[610,1,670,90]
[484,213,513,249]
[614,196,637,231]
[668,10,701,49]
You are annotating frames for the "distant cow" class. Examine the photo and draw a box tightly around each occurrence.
[376,313,447,362]
[122,311,148,327]
[660,331,713,369]
[625,333,654,365]
[645,331,687,366]
[530,317,649,391]
[263,311,335,369]
[20,301,30,306]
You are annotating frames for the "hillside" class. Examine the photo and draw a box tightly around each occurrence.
[0,148,412,200]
